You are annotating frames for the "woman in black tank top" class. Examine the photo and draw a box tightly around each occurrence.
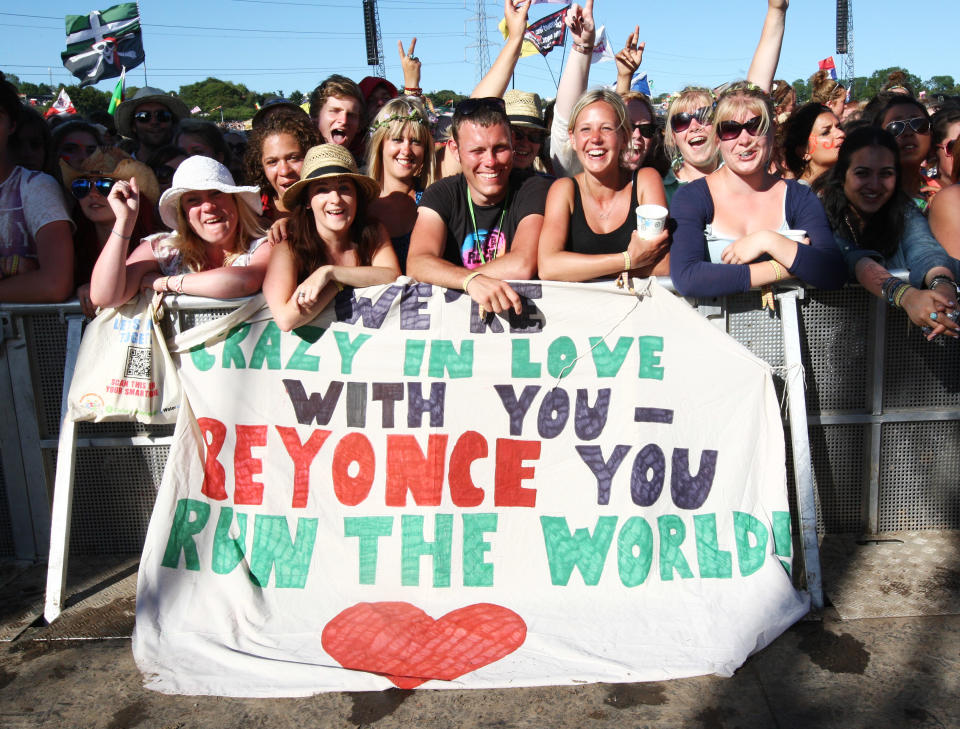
[538,89,669,282]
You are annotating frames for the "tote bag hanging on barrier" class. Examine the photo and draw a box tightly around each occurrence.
[66,291,181,425]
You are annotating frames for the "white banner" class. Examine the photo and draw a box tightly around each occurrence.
[129,280,808,696]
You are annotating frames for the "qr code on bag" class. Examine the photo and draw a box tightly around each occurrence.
[124,346,152,380]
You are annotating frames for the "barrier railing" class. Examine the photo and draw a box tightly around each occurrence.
[1,278,957,618]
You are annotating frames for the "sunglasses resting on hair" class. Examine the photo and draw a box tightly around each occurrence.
[454,97,507,118]
[717,116,763,141]
[71,177,116,199]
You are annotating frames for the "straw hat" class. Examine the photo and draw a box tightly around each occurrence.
[60,148,161,204]
[281,143,381,209]
[116,86,191,138]
[157,155,262,229]
[504,89,546,130]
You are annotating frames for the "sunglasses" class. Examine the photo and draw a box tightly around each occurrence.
[670,106,713,133]
[717,115,763,141]
[938,138,958,155]
[632,122,657,139]
[71,176,116,199]
[134,109,173,124]
[511,127,544,144]
[884,116,930,138]
[454,96,506,119]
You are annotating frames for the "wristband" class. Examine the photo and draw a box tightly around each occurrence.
[174,274,185,294]
[769,260,784,281]
[403,87,422,95]
[112,229,131,240]
[463,271,482,292]
[622,251,631,272]
[572,42,594,54]
[929,275,958,293]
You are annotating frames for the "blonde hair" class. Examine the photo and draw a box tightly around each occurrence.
[568,88,633,165]
[712,82,775,164]
[365,97,436,191]
[172,196,266,271]
[664,87,718,165]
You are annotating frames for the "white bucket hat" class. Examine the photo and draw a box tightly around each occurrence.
[157,156,262,230]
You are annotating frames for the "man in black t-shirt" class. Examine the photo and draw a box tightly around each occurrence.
[407,98,549,315]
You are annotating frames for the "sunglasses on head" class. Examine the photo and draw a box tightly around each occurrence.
[884,116,930,138]
[632,122,656,139]
[670,105,713,133]
[511,127,544,144]
[134,109,173,124]
[71,176,116,199]
[454,97,507,119]
[717,115,763,141]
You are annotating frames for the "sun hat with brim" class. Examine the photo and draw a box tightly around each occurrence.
[60,148,161,204]
[157,155,262,230]
[504,89,546,130]
[281,143,381,210]
[116,86,191,139]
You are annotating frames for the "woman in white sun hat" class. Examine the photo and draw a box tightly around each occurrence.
[263,143,400,330]
[90,155,268,308]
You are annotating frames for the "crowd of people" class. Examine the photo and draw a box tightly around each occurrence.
[1,0,958,340]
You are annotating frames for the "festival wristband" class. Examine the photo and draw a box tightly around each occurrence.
[463,271,482,292]
[572,42,594,54]
[769,260,784,281]
[622,251,631,272]
[174,274,185,294]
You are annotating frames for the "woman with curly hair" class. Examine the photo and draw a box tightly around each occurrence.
[263,144,400,331]
[365,96,436,271]
[244,110,320,222]
[670,82,847,298]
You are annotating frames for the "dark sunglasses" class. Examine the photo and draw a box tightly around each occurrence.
[511,127,544,144]
[70,177,116,199]
[455,96,506,119]
[134,109,173,124]
[884,116,930,138]
[670,105,713,133]
[717,115,763,141]
[632,122,657,139]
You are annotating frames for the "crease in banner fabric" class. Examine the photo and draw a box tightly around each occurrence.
[118,280,809,696]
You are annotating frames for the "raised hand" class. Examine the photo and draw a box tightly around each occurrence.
[615,26,645,78]
[107,176,140,226]
[398,38,421,90]
[564,0,596,46]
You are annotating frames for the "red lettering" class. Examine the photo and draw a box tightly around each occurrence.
[385,434,448,506]
[234,424,268,505]
[494,438,540,507]
[276,426,331,508]
[332,432,376,506]
[197,417,227,500]
[449,431,488,507]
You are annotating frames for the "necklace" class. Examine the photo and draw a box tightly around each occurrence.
[466,186,510,265]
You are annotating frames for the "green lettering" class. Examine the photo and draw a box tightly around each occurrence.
[540,516,616,586]
[427,339,474,378]
[221,323,251,369]
[161,498,210,570]
[211,507,247,575]
[772,511,792,575]
[189,342,215,371]
[401,514,453,587]
[344,516,394,584]
[693,513,732,578]
[617,516,653,587]
[462,513,497,587]
[404,339,426,376]
[658,514,693,580]
[334,331,371,375]
[285,325,324,371]
[511,339,541,378]
[248,515,318,588]
[589,336,632,377]
[249,321,282,370]
[734,511,769,577]
[547,336,577,379]
[638,335,664,380]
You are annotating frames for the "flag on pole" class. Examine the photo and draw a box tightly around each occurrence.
[818,56,838,81]
[498,18,540,58]
[107,66,125,115]
[590,25,616,65]
[190,105,202,114]
[631,72,651,96]
[44,88,77,119]
[523,5,568,55]
[61,3,145,87]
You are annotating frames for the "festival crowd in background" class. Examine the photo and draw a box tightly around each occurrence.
[1,0,959,340]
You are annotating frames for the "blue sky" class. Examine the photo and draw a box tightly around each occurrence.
[1,0,957,100]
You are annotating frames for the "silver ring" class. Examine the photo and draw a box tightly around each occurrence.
[297,291,305,299]
[930,311,938,321]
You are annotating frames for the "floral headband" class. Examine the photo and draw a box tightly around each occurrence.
[370,109,425,132]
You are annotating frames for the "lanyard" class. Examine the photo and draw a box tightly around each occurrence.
[466,186,510,265]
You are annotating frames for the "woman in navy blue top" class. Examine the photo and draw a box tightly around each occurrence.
[670,82,847,298]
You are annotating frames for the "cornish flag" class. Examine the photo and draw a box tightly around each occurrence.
[61,3,145,87]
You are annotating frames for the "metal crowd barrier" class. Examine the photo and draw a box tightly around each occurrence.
[1,278,957,616]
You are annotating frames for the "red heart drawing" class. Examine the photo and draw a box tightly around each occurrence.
[321,601,527,688]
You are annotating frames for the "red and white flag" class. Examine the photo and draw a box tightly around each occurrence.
[44,88,77,118]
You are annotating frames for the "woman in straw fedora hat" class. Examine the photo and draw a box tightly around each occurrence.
[263,144,400,331]
[90,155,268,309]
[62,148,162,316]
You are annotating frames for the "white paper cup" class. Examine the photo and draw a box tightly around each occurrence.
[782,229,807,243]
[635,204,669,240]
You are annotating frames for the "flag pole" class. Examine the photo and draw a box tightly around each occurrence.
[137,1,148,85]
[542,54,558,91]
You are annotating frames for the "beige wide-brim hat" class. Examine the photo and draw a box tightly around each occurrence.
[116,86,191,138]
[504,89,546,130]
[281,143,381,210]
[157,155,262,230]
[60,148,161,204]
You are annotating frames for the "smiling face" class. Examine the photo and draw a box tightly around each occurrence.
[625,99,654,166]
[843,145,897,218]
[308,176,358,238]
[671,98,715,169]
[881,102,931,170]
[571,101,626,174]
[382,125,426,183]
[716,104,770,177]
[77,178,116,224]
[805,111,845,172]
[181,189,240,247]
[133,101,175,148]
[261,132,306,203]
[509,125,543,170]
[318,95,362,148]
[59,130,98,169]
[451,120,513,206]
